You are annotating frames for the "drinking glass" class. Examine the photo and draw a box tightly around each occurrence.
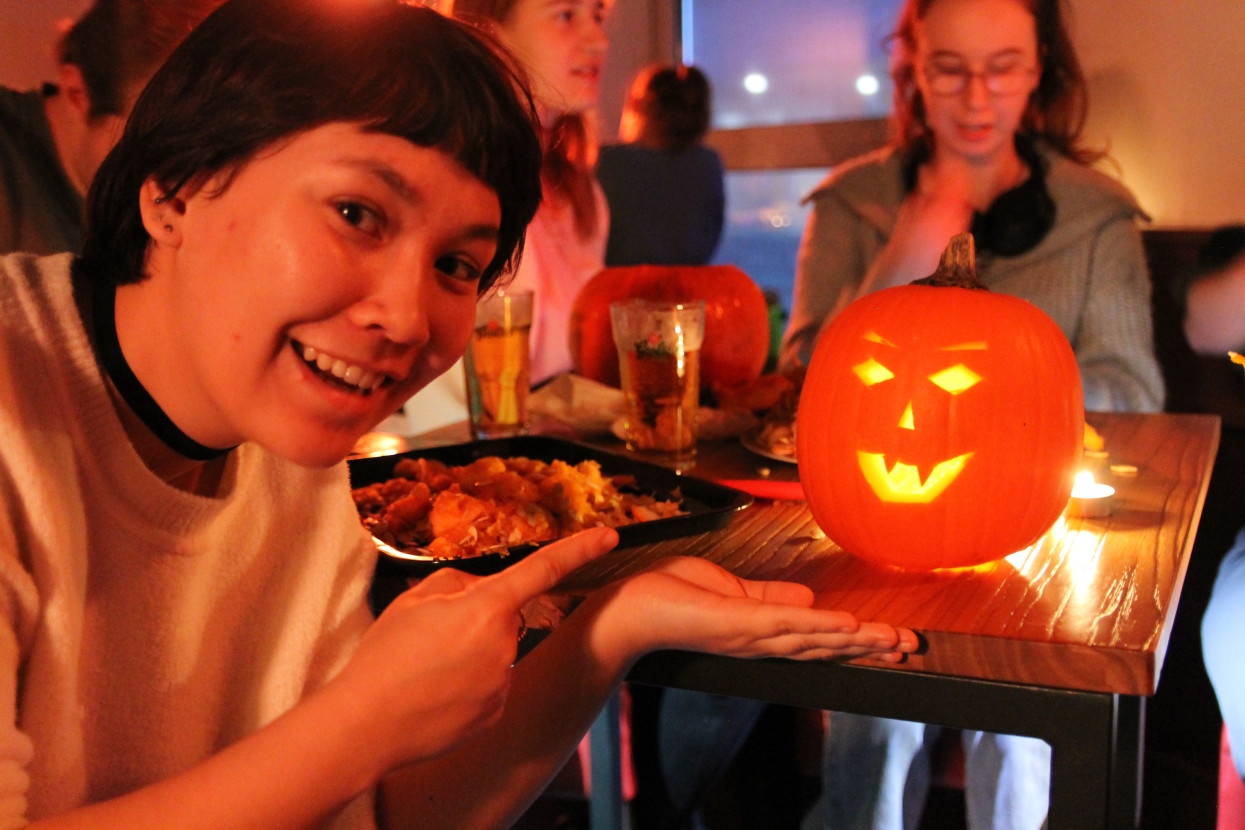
[464,289,533,439]
[609,299,705,470]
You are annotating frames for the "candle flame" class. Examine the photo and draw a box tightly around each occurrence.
[1071,469,1114,500]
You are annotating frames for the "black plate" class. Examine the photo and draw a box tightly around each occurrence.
[349,435,753,576]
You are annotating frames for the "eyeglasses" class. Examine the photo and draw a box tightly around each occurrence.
[923,63,1037,97]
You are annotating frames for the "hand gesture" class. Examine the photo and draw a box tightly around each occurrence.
[329,526,620,770]
[585,555,919,669]
[864,161,975,293]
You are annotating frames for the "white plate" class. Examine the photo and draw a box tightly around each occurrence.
[740,427,797,464]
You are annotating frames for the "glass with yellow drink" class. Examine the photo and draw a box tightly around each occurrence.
[609,299,705,470]
[464,289,533,439]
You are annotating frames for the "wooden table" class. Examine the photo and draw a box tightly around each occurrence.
[401,411,1220,829]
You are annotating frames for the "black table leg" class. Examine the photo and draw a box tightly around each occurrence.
[628,652,1147,830]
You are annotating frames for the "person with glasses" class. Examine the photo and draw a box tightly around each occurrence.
[781,0,1161,414]
[781,0,1164,828]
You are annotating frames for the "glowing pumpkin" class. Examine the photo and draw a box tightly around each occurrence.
[797,234,1084,570]
[569,265,770,391]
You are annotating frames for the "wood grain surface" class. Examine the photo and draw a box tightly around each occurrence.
[407,411,1219,696]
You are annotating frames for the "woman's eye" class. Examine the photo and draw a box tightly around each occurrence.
[931,61,968,77]
[435,255,482,285]
[336,201,383,237]
[987,58,1024,74]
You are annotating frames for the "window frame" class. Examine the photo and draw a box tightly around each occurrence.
[704,117,891,172]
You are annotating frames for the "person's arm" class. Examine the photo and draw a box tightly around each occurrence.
[16,527,912,830]
[1073,216,1166,413]
[780,189,872,370]
[855,162,973,298]
[378,553,916,830]
[0,527,36,828]
[1184,253,1245,355]
[17,529,618,830]
[781,164,972,370]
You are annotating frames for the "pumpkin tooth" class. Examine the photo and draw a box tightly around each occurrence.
[857,451,973,504]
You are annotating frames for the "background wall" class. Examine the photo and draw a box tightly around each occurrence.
[1074,0,1245,228]
[0,1,87,89]
[3,0,1241,228]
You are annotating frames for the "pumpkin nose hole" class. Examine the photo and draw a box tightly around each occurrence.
[898,402,915,431]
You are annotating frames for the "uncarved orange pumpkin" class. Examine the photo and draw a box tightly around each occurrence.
[797,234,1084,570]
[569,265,770,390]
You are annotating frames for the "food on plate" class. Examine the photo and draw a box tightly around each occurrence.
[713,372,794,413]
[735,366,805,461]
[352,454,686,559]
[748,399,797,461]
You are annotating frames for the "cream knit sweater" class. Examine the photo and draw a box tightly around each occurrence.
[0,253,378,827]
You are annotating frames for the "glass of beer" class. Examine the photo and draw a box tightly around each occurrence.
[609,299,705,470]
[464,289,533,439]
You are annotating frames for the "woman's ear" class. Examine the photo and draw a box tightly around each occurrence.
[138,178,185,247]
[56,63,93,122]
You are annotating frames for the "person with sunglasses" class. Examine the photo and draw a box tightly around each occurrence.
[782,1,1164,828]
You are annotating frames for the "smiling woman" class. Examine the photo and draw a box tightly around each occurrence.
[0,1,920,827]
[118,125,503,468]
[80,0,543,470]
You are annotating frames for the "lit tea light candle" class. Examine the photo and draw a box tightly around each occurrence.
[1067,470,1115,518]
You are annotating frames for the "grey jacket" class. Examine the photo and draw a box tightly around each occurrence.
[782,146,1164,413]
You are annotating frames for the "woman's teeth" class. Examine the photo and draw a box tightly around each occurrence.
[300,344,384,392]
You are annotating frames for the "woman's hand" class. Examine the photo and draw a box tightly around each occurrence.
[326,526,620,773]
[581,555,919,671]
[858,160,974,298]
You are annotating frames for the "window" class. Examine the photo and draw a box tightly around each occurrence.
[686,0,903,314]
[686,0,898,128]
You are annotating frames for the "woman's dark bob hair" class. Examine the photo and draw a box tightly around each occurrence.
[80,0,543,293]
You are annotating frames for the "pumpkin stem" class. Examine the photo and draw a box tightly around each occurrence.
[911,232,988,290]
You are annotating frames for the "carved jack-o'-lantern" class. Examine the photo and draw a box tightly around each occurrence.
[797,234,1084,570]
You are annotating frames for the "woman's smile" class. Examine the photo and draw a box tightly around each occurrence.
[295,340,389,394]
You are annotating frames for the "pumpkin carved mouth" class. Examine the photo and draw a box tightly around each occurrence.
[857,451,974,504]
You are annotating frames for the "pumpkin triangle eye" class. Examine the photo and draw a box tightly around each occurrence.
[854,358,895,386]
[929,364,981,394]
